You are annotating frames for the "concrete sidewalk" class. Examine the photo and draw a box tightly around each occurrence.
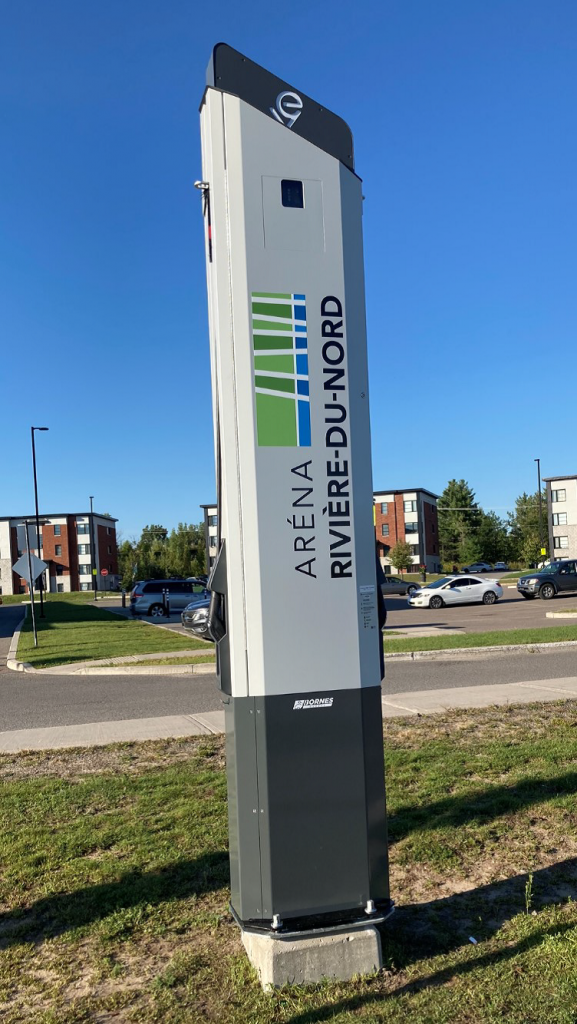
[2,676,577,753]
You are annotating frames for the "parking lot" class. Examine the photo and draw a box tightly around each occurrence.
[385,581,577,634]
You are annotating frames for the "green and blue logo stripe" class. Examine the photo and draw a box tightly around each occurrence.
[251,292,311,447]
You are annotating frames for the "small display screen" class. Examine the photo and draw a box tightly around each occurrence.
[281,179,304,208]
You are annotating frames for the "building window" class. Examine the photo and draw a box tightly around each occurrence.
[552,513,568,526]
[107,545,112,554]
[80,582,91,591]
[56,565,63,576]
[209,515,218,526]
[209,536,217,549]
[404,500,417,513]
[57,583,64,593]
[107,527,112,535]
[54,524,61,536]
[405,522,418,533]
[77,524,89,535]
[432,522,436,533]
[380,502,388,515]
[381,524,389,537]
[55,545,62,556]
[553,536,569,549]
[552,489,566,503]
[79,563,92,575]
[410,545,419,556]
[78,544,91,556]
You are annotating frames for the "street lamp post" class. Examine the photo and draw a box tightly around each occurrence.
[535,458,545,560]
[23,520,38,647]
[31,426,49,617]
[89,496,97,600]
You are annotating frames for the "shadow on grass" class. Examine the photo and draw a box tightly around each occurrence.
[0,851,229,948]
[286,857,577,1023]
[388,771,577,842]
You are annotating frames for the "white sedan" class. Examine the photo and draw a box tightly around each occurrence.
[408,575,503,609]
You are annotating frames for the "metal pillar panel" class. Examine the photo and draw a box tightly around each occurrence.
[224,699,263,921]
[199,44,390,932]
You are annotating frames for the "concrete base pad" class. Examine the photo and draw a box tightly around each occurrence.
[242,925,382,989]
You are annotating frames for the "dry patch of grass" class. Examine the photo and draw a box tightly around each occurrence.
[2,703,577,1022]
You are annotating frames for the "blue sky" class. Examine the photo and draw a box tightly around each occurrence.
[2,0,576,537]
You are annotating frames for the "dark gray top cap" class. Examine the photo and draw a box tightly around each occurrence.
[206,43,354,171]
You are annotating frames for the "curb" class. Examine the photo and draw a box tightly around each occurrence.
[385,639,577,662]
[57,663,217,676]
[6,609,27,671]
[546,612,577,619]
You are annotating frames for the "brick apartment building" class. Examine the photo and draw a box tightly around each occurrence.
[544,474,577,560]
[374,488,441,574]
[200,504,218,571]
[0,512,119,595]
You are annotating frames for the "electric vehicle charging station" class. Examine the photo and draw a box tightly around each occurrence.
[198,44,391,977]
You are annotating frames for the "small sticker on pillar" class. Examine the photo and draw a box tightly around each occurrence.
[359,585,377,630]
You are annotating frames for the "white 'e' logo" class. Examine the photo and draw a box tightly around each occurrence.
[270,91,303,129]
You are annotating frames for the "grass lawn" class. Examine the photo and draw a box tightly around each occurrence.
[2,703,577,1021]
[17,601,206,668]
[2,591,97,606]
[384,622,577,653]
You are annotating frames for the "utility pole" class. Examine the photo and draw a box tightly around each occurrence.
[31,426,49,616]
[535,458,545,559]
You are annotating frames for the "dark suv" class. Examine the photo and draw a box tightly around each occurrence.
[517,561,577,600]
[130,579,208,616]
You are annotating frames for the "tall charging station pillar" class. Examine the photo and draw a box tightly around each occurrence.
[199,44,392,981]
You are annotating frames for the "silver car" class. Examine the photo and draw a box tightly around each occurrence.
[181,596,211,637]
[130,579,208,617]
[381,575,420,597]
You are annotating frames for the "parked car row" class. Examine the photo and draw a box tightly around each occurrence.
[133,561,577,632]
[460,561,509,573]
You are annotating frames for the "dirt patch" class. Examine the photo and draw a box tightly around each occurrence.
[0,736,226,781]
[385,701,577,750]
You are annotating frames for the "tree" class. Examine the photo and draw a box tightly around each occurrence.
[507,491,546,565]
[116,522,207,587]
[475,510,509,564]
[117,539,137,590]
[389,541,415,574]
[437,480,480,564]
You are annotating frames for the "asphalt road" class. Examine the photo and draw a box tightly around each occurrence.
[0,605,25,670]
[2,589,577,733]
[2,648,577,732]
[385,582,577,634]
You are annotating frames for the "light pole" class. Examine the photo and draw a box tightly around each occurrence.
[89,495,97,600]
[31,426,49,617]
[535,458,545,561]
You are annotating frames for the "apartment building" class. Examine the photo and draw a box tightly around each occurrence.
[373,488,441,574]
[0,512,118,595]
[544,475,577,559]
[200,504,218,570]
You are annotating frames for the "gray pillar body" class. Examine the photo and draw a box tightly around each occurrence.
[199,44,390,932]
